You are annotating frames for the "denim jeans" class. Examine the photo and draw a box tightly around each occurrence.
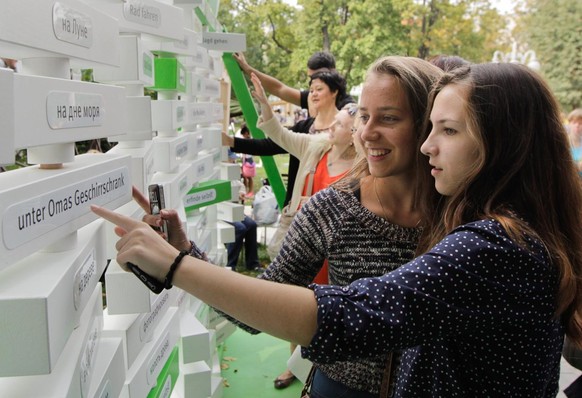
[225,216,259,271]
[309,369,378,398]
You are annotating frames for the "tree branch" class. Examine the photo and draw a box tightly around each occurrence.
[268,14,292,54]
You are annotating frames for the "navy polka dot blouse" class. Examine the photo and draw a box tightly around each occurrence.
[303,219,564,397]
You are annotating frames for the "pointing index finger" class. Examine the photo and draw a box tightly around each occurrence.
[91,204,141,231]
[132,186,151,214]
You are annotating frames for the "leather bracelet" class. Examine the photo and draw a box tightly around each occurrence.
[164,250,189,290]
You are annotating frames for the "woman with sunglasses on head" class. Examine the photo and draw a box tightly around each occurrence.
[93,62,582,396]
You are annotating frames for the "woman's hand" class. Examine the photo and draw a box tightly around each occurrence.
[132,186,192,252]
[222,132,234,147]
[91,204,178,281]
[250,73,274,121]
[233,52,252,75]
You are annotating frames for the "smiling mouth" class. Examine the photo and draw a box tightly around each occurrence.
[368,149,390,156]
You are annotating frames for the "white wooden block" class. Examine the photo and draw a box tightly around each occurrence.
[179,311,210,364]
[0,220,105,376]
[189,102,211,125]
[103,286,174,369]
[124,307,180,398]
[0,69,15,166]
[87,337,126,398]
[150,164,193,210]
[186,130,204,158]
[200,77,221,100]
[220,162,241,181]
[106,141,155,194]
[198,126,222,150]
[148,28,200,57]
[175,361,211,398]
[179,46,210,70]
[92,35,155,86]
[0,284,104,397]
[153,134,190,173]
[188,152,215,185]
[210,376,224,398]
[151,100,189,132]
[105,259,153,315]
[0,153,132,269]
[216,220,235,244]
[7,74,126,149]
[216,202,244,223]
[0,0,120,66]
[90,0,185,40]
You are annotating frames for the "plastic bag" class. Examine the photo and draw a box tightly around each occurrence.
[252,185,279,225]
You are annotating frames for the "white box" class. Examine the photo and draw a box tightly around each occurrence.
[153,134,190,173]
[216,202,244,223]
[0,220,106,376]
[0,284,104,397]
[103,287,175,368]
[0,0,120,66]
[93,35,155,86]
[0,69,15,166]
[216,220,235,244]
[188,152,214,185]
[13,73,127,148]
[179,310,210,364]
[210,376,224,398]
[152,100,189,133]
[125,307,180,398]
[91,0,185,40]
[150,28,200,58]
[189,102,211,125]
[0,153,132,269]
[106,141,155,194]
[87,337,126,398]
[105,259,154,315]
[220,162,241,181]
[150,164,193,210]
[175,361,211,398]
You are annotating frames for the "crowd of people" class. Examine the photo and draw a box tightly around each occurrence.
[92,49,582,398]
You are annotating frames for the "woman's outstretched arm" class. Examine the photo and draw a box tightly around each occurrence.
[91,204,319,346]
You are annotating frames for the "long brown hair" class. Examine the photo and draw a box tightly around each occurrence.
[334,56,442,196]
[417,63,582,343]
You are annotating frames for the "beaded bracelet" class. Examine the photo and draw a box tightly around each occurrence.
[164,250,189,289]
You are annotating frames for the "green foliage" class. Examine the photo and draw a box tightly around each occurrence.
[518,0,582,110]
[219,0,506,92]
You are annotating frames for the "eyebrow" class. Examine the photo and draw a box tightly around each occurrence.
[431,118,461,125]
[359,106,401,112]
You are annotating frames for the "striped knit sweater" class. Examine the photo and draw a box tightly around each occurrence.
[229,187,421,395]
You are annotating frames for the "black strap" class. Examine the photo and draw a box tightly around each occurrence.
[164,250,189,289]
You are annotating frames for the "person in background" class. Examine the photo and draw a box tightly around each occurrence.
[234,51,354,111]
[239,124,256,198]
[225,147,261,272]
[93,62,582,397]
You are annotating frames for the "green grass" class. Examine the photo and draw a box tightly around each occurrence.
[237,243,272,274]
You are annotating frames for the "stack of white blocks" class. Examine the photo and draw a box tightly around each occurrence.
[0,0,243,397]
